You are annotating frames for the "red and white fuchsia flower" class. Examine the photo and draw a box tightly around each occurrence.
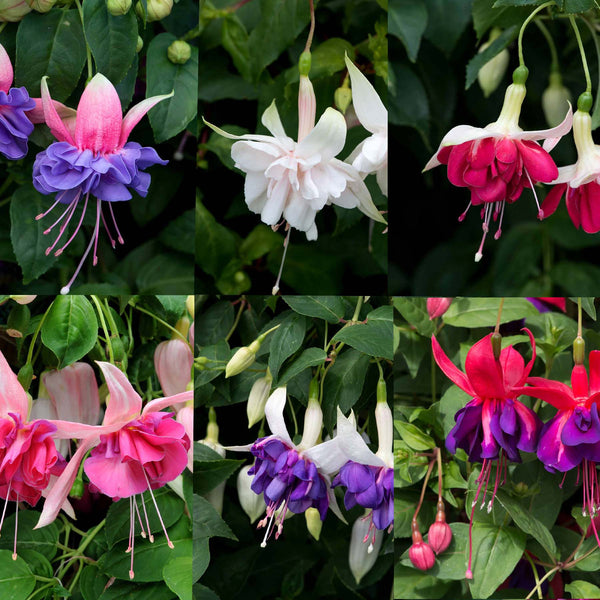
[424,68,572,261]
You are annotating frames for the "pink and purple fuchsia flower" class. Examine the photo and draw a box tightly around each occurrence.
[30,73,172,293]
[0,42,35,160]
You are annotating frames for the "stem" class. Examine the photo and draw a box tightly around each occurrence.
[582,17,600,122]
[91,295,114,365]
[304,0,316,53]
[495,298,505,334]
[0,23,7,35]
[535,20,559,70]
[412,457,436,524]
[352,296,364,322]
[436,447,443,499]
[26,305,51,365]
[525,566,558,599]
[74,0,93,82]
[523,552,543,600]
[570,15,593,93]
[518,1,556,67]
[133,305,191,347]
[225,299,245,342]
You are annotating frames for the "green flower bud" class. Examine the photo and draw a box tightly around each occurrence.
[477,29,510,98]
[136,0,172,21]
[225,340,260,378]
[167,40,192,65]
[574,335,585,365]
[136,35,143,53]
[542,72,572,127]
[26,0,55,12]
[298,50,311,76]
[186,295,194,319]
[247,369,272,428]
[578,91,593,114]
[0,0,31,22]
[305,507,322,540]
[17,363,33,391]
[106,0,131,15]
[334,76,352,115]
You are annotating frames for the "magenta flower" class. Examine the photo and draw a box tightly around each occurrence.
[36,362,191,579]
[0,42,35,159]
[424,77,572,261]
[30,74,172,293]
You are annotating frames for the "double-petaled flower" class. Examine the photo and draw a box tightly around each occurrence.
[424,72,572,261]
[30,73,172,293]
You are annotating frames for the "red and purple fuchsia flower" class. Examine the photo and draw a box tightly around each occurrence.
[29,74,172,293]
[432,330,542,578]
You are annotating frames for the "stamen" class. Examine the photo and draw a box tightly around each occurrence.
[133,497,147,538]
[92,198,101,266]
[44,198,79,252]
[12,492,17,560]
[494,201,506,240]
[0,481,12,535]
[108,203,125,244]
[143,471,174,549]
[36,192,66,220]
[524,170,544,219]
[140,491,154,543]
[55,193,89,256]
[272,226,292,295]
[458,201,472,222]
[100,205,116,249]
[467,460,488,579]
[129,497,135,579]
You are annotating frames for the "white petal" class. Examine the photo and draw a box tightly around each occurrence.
[303,437,349,474]
[336,408,385,467]
[345,54,387,134]
[306,222,318,240]
[224,443,253,452]
[203,117,281,144]
[265,387,293,445]
[261,177,289,225]
[296,107,347,162]
[512,103,573,151]
[284,191,318,233]
[376,164,388,196]
[232,140,282,172]
[424,124,494,171]
[261,100,291,143]
[244,171,268,205]
[359,133,387,170]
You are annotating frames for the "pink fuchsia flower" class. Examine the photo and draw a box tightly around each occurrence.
[427,297,452,320]
[424,69,572,261]
[154,339,193,397]
[540,107,600,232]
[0,43,35,159]
[29,74,173,294]
[36,362,191,579]
[204,74,385,242]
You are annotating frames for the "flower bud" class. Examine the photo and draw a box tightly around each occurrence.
[298,396,323,450]
[9,295,36,304]
[349,515,383,584]
[375,386,393,467]
[574,335,585,366]
[136,0,172,21]
[409,541,435,571]
[26,0,54,11]
[298,74,316,142]
[136,35,143,53]
[247,369,273,428]
[185,295,194,319]
[237,465,265,524]
[0,0,31,21]
[225,340,260,378]
[167,40,192,65]
[428,519,452,555]
[427,298,452,320]
[201,409,226,514]
[542,71,572,128]
[174,316,190,339]
[106,0,131,15]
[491,331,502,361]
[477,29,510,98]
[17,363,33,391]
[334,76,352,115]
[305,507,322,540]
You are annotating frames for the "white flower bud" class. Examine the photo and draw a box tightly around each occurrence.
[375,393,393,468]
[349,516,383,584]
[542,72,572,128]
[477,29,510,98]
[305,507,322,540]
[225,341,260,378]
[247,370,272,428]
[297,397,323,451]
[237,465,265,523]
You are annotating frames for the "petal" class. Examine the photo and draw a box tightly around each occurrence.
[423,125,495,171]
[261,100,290,142]
[40,77,75,145]
[540,183,567,218]
[119,90,173,148]
[333,163,387,223]
[344,54,386,134]
[96,361,142,425]
[464,334,505,399]
[579,181,600,233]
[142,391,192,415]
[515,377,575,409]
[264,388,293,446]
[431,335,475,396]
[75,74,122,153]
[518,141,558,183]
[0,350,28,420]
[153,339,193,397]
[589,351,600,396]
[0,43,13,93]
[296,107,347,162]
[334,409,385,467]
[511,103,573,150]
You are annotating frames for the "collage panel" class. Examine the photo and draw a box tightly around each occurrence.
[393,296,600,600]
[197,0,388,296]
[0,3,197,294]
[390,1,600,297]
[0,293,193,598]
[195,295,393,598]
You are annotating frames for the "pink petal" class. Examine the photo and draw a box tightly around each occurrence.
[431,336,475,396]
[119,90,173,149]
[474,177,506,203]
[516,377,575,409]
[589,351,600,396]
[495,138,517,164]
[540,183,566,219]
[96,362,142,425]
[511,104,573,150]
[84,452,148,499]
[517,140,558,183]
[40,77,75,145]
[464,334,505,399]
[0,43,13,93]
[142,391,192,415]
[579,181,600,233]
[0,351,28,420]
[177,406,193,471]
[75,73,122,153]
[463,167,489,188]
[154,340,193,397]
[498,346,525,390]
[446,142,470,187]
[469,137,495,169]
[571,364,589,398]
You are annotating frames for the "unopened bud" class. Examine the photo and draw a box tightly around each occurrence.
[175,316,190,339]
[17,363,33,391]
[225,341,260,378]
[427,298,452,320]
[106,0,131,15]
[349,515,383,583]
[298,396,323,450]
[334,76,352,114]
[542,71,572,127]
[136,35,143,53]
[70,478,84,499]
[574,335,585,365]
[247,370,273,428]
[375,384,393,467]
[298,50,311,76]
[409,541,436,571]
[298,74,316,142]
[0,0,31,21]
[136,0,172,21]
[26,0,55,12]
[477,29,509,98]
[305,507,322,540]
[427,503,452,555]
[186,295,194,319]
[237,465,264,523]
[168,40,192,64]
[9,296,37,304]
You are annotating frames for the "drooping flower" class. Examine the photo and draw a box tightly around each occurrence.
[344,55,387,196]
[0,43,35,159]
[230,387,345,546]
[432,330,542,578]
[540,107,600,233]
[203,74,385,242]
[36,362,191,579]
[29,74,173,293]
[424,69,572,261]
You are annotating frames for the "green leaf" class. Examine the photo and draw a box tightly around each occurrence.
[331,306,393,359]
[195,302,234,346]
[423,0,473,56]
[443,297,539,327]
[466,25,517,89]
[397,330,429,378]
[194,495,237,541]
[393,565,451,599]
[277,347,327,386]
[147,33,198,142]
[310,38,355,78]
[552,262,600,295]
[395,421,436,451]
[0,550,35,600]
[131,168,184,227]
[239,225,281,264]
[0,511,59,559]
[194,456,244,495]
[438,386,470,438]
[83,0,138,84]
[389,62,429,139]
[565,580,600,598]
[393,297,435,337]
[389,0,428,62]
[10,184,59,284]
[16,10,86,101]
[494,489,557,560]
[282,296,346,324]
[136,252,193,293]
[159,210,195,255]
[99,580,176,599]
[267,312,306,380]
[468,523,526,599]
[80,566,108,600]
[222,15,251,80]
[41,295,98,368]
[163,556,192,600]
[322,349,370,431]
[562,0,594,11]
[569,297,596,320]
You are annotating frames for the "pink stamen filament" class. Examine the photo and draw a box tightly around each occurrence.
[133,497,147,538]
[36,191,67,221]
[44,196,80,253]
[55,193,89,256]
[108,203,124,244]
[100,205,117,249]
[128,496,135,579]
[143,470,174,549]
[12,492,18,560]
[140,493,154,543]
[0,481,12,536]
[524,169,543,218]
[458,200,472,222]
[272,226,292,295]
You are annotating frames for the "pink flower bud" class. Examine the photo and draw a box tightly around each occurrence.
[428,521,452,555]
[409,541,435,571]
[427,297,452,320]
[154,339,193,396]
[297,74,316,142]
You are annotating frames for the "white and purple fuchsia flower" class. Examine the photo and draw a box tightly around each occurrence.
[29,74,173,293]
[230,387,347,546]
[0,43,35,159]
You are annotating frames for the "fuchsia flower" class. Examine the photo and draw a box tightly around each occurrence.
[29,74,173,293]
[0,42,35,159]
[427,298,452,320]
[424,73,572,261]
[36,362,191,579]
[541,108,600,232]
[154,339,193,397]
